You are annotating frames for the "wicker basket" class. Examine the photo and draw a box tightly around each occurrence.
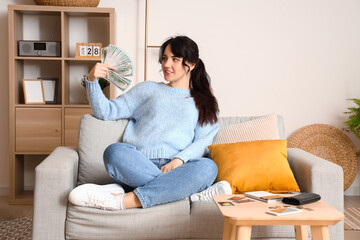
[34,0,100,7]
[288,124,358,190]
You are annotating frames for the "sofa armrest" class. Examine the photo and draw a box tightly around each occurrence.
[33,147,79,240]
[287,148,344,240]
[287,148,344,209]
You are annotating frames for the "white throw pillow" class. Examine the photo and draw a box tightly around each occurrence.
[213,113,280,144]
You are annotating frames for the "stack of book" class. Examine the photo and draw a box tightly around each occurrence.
[244,191,285,203]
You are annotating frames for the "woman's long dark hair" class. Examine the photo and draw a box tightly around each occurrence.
[159,36,219,126]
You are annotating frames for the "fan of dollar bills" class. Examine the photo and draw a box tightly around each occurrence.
[101,45,134,91]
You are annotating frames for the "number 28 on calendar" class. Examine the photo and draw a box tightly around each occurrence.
[76,43,102,58]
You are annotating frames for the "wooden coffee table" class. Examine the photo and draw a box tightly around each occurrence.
[213,194,344,240]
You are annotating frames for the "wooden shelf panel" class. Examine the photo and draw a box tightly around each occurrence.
[15,57,62,61]
[11,7,61,16]
[65,104,91,108]
[15,152,52,155]
[15,108,62,152]
[15,57,102,61]
[9,4,114,14]
[15,104,62,108]
[64,57,101,62]
[15,57,101,61]
[14,104,91,108]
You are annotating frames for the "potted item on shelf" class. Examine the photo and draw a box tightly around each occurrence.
[81,74,109,104]
[34,0,100,7]
[344,98,360,140]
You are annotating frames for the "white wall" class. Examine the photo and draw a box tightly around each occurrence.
[0,0,359,195]
[144,0,360,195]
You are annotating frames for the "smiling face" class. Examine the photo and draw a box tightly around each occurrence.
[161,45,195,89]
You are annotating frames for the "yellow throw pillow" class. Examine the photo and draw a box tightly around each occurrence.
[208,140,300,194]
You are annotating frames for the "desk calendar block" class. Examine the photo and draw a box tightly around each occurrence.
[76,43,102,58]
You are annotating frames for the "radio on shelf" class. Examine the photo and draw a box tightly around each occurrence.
[18,40,61,57]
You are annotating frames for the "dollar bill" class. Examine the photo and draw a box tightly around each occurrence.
[101,44,134,91]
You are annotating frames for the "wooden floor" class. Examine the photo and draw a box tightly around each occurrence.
[0,195,359,239]
[0,196,33,222]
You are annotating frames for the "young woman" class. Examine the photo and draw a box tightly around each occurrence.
[69,36,231,210]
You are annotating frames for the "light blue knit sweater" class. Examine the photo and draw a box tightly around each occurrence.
[86,80,219,162]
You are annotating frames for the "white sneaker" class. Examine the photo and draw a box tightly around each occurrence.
[190,181,232,202]
[68,183,125,210]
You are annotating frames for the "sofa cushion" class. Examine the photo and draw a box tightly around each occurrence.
[77,114,129,185]
[213,113,279,144]
[189,201,224,239]
[218,114,285,140]
[66,199,190,240]
[208,140,300,193]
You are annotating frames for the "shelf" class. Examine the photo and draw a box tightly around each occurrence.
[64,57,101,62]
[14,104,91,108]
[65,104,91,108]
[8,4,115,14]
[15,57,102,61]
[8,5,116,204]
[65,11,112,17]
[15,57,62,61]
[15,57,101,61]
[14,59,62,105]
[15,104,62,108]
[15,152,52,155]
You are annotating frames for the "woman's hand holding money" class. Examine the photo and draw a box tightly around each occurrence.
[88,63,117,82]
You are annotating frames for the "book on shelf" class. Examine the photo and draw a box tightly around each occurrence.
[244,191,284,203]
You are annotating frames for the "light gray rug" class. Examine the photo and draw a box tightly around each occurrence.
[0,217,32,240]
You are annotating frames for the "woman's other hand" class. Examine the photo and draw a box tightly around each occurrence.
[160,158,184,173]
[87,63,116,81]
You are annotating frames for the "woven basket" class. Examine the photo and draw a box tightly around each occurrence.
[288,124,358,190]
[34,0,100,7]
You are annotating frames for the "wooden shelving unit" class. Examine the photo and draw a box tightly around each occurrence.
[8,5,116,204]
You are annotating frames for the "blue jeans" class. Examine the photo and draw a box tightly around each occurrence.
[103,142,218,208]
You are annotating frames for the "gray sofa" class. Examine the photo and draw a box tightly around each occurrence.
[33,114,344,240]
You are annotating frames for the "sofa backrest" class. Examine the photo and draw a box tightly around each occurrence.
[77,114,285,185]
[218,115,285,140]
